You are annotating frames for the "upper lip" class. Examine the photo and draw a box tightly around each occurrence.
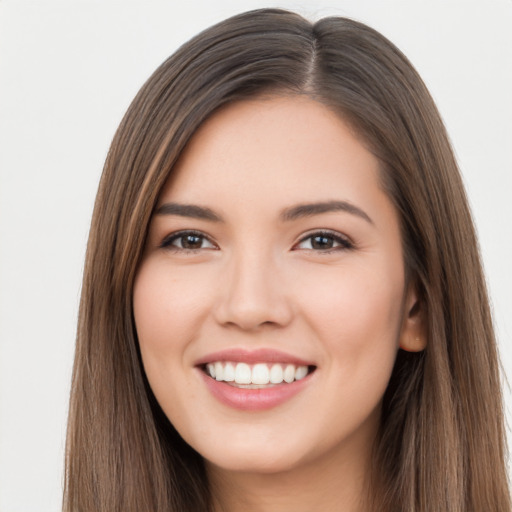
[194,348,315,367]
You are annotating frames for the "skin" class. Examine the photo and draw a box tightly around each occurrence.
[133,96,424,512]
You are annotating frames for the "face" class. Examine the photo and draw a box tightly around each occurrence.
[133,96,420,476]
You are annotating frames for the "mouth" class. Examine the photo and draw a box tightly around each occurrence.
[195,349,317,411]
[201,361,316,388]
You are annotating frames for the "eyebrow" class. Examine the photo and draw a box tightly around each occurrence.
[154,200,373,225]
[280,200,373,224]
[155,202,224,222]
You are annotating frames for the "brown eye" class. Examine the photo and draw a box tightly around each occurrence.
[311,235,335,250]
[295,231,353,252]
[161,231,216,251]
[181,234,204,249]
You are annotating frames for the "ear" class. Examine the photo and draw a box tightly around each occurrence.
[399,282,427,352]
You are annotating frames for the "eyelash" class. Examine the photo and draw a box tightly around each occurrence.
[160,229,354,254]
[293,230,354,253]
[160,230,217,252]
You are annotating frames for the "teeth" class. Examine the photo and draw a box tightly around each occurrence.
[223,362,235,382]
[235,362,252,384]
[205,361,310,385]
[252,363,270,385]
[283,364,295,383]
[214,361,224,381]
[269,364,283,384]
[295,365,308,380]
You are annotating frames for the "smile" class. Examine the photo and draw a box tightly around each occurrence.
[205,361,311,386]
[195,349,317,411]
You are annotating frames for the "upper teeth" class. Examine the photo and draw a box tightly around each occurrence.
[206,362,309,385]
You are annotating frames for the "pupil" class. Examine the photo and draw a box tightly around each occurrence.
[183,234,202,249]
[312,235,333,249]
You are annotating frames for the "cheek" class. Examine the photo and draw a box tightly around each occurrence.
[133,262,200,419]
[132,264,191,415]
[301,256,403,316]
[295,261,404,370]
[133,260,211,353]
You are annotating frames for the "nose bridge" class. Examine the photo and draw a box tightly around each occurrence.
[215,242,292,330]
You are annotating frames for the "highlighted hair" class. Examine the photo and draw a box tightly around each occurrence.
[64,9,510,511]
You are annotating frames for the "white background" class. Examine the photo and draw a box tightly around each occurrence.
[0,1,511,510]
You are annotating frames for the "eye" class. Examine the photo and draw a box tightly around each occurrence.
[160,230,217,251]
[294,231,353,252]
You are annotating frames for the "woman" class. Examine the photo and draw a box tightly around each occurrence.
[64,8,511,511]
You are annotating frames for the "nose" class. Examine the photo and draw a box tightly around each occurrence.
[213,249,293,331]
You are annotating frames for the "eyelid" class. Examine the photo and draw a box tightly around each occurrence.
[293,229,354,251]
[159,229,218,251]
[157,228,353,253]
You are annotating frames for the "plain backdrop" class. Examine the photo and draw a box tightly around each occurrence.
[0,1,511,510]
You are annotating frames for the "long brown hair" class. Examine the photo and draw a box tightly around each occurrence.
[64,9,510,511]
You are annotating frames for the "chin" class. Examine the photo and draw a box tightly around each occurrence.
[203,448,305,475]
[186,426,318,475]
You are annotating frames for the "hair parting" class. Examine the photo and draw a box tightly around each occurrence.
[64,9,510,511]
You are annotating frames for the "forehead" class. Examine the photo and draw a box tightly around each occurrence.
[160,96,389,226]
[160,96,385,209]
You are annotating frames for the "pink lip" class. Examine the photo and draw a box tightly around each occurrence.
[194,348,316,411]
[194,348,314,366]
[198,370,314,411]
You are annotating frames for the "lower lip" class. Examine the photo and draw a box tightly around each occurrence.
[198,369,312,411]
